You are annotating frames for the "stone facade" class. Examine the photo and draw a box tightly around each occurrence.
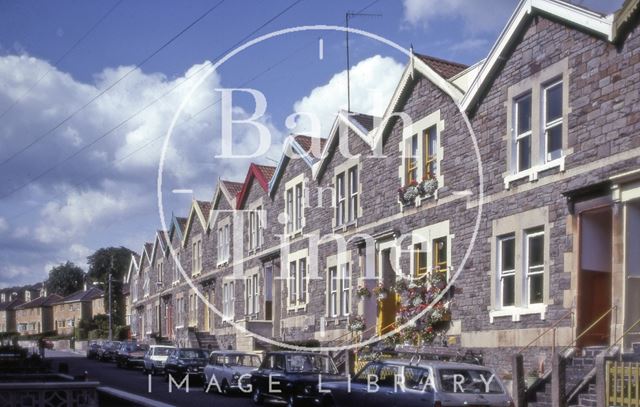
[127,0,640,378]
[15,294,62,335]
[52,287,104,336]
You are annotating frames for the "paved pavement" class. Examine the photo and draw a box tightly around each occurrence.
[47,350,254,407]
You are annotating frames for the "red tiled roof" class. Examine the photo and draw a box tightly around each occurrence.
[415,53,468,79]
[293,135,327,159]
[255,164,276,182]
[222,180,243,197]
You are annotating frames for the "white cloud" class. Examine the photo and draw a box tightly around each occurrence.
[292,55,404,138]
[403,0,515,33]
[35,187,143,244]
[0,51,285,287]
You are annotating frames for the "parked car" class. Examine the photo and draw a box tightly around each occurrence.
[116,342,149,369]
[97,341,121,362]
[250,351,344,407]
[204,351,261,394]
[142,345,176,375]
[163,348,209,383]
[319,359,513,407]
[42,339,54,350]
[86,341,102,359]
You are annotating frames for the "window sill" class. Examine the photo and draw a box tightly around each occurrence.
[504,156,565,189]
[217,260,230,268]
[489,304,547,323]
[333,220,358,233]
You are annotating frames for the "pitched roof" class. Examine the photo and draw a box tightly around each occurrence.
[0,298,24,311]
[461,0,615,112]
[196,200,212,218]
[255,164,275,182]
[17,293,63,309]
[222,180,243,197]
[293,135,327,159]
[176,217,187,230]
[349,112,377,132]
[57,287,104,304]
[236,163,276,208]
[414,53,469,79]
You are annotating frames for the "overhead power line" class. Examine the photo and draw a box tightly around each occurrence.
[0,0,305,201]
[0,0,226,168]
[0,0,123,121]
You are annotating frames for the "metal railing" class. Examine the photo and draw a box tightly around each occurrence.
[560,305,617,354]
[517,308,574,355]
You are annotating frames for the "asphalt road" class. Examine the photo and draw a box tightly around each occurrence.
[47,350,254,407]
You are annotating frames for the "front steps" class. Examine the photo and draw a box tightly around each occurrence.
[527,346,614,407]
[195,331,219,350]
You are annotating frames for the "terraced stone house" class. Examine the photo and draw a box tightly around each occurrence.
[127,0,640,394]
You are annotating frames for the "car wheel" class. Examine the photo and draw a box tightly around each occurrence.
[164,372,169,382]
[221,379,231,395]
[150,366,156,376]
[252,387,263,405]
[287,395,298,407]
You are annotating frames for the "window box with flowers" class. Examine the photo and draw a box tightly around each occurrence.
[397,177,439,207]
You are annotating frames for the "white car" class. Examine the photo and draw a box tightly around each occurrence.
[203,351,261,395]
[142,345,176,375]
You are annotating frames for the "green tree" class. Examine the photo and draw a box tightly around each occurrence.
[46,262,85,296]
[87,247,135,326]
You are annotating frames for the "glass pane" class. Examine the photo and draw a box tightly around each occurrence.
[529,273,544,304]
[546,82,562,122]
[411,134,418,157]
[428,127,437,157]
[516,93,532,134]
[518,135,531,171]
[547,124,562,160]
[502,275,515,306]
[500,237,515,271]
[528,233,544,266]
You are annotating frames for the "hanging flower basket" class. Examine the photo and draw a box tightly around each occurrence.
[348,316,366,332]
[355,286,372,299]
[372,283,389,300]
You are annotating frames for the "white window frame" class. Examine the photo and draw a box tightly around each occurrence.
[340,263,351,316]
[399,110,444,191]
[348,167,358,223]
[497,234,516,309]
[543,80,563,163]
[336,174,346,226]
[514,92,532,173]
[329,267,338,317]
[173,251,181,284]
[525,230,545,306]
[284,174,305,236]
[286,249,308,310]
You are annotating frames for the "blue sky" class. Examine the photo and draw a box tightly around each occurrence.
[0,0,622,287]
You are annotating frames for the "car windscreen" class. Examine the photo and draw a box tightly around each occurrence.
[285,354,338,374]
[179,349,207,359]
[225,354,261,367]
[155,347,173,356]
[438,368,503,394]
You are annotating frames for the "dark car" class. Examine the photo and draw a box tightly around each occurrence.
[319,359,512,407]
[164,348,209,383]
[97,341,121,362]
[251,351,344,407]
[86,341,102,359]
[116,342,149,369]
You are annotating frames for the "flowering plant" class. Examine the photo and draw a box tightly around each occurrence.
[372,283,389,299]
[398,178,438,206]
[355,286,372,299]
[348,315,366,332]
[388,272,452,345]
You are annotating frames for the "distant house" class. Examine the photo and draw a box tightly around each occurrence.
[0,298,24,333]
[52,287,104,336]
[15,294,63,335]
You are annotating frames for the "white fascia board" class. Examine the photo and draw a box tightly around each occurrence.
[370,64,413,150]
[462,0,613,112]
